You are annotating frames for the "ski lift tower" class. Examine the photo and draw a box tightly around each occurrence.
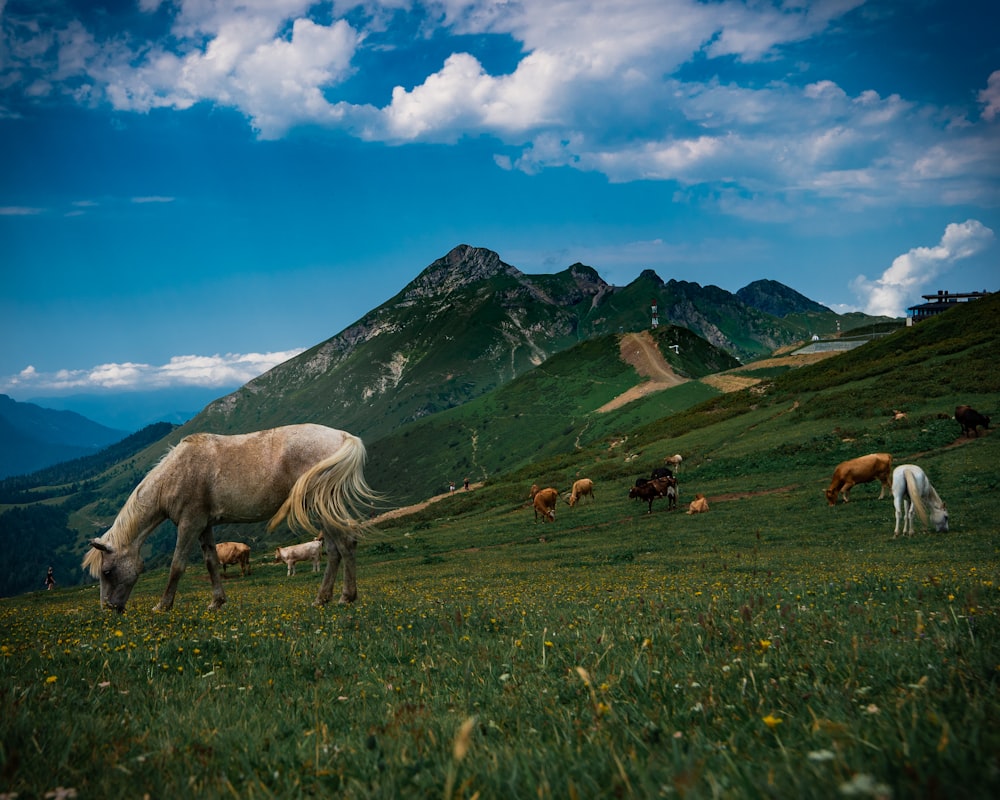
[651,298,659,329]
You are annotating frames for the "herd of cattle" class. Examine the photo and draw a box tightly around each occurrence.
[527,405,987,531]
[528,456,710,523]
[215,406,987,577]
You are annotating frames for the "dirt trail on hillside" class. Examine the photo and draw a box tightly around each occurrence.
[371,482,485,523]
[700,351,841,393]
[699,350,840,392]
[596,331,688,413]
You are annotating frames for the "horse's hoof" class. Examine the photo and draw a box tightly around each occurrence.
[338,595,357,605]
[313,596,331,607]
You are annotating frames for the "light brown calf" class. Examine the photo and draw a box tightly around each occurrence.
[567,478,595,507]
[532,488,559,522]
[215,541,251,576]
[686,494,709,515]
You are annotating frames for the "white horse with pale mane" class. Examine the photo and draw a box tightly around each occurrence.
[82,424,378,612]
[892,464,948,537]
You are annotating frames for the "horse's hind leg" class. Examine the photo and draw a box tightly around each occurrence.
[314,533,358,606]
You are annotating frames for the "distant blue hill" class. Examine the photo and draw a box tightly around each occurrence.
[0,394,128,479]
[25,386,237,433]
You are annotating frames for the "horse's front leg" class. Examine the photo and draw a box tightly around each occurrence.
[155,522,201,611]
[198,525,227,610]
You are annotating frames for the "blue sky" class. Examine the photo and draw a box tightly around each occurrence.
[1,0,998,402]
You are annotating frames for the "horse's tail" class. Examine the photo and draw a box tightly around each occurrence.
[903,468,929,527]
[267,434,379,538]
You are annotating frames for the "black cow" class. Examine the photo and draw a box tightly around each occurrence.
[956,405,990,437]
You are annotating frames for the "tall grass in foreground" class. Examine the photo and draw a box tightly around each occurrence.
[2,485,998,799]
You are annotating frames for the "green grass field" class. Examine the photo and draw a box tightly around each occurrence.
[3,424,998,798]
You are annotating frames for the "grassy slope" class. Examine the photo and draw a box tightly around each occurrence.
[365,325,736,503]
[2,296,997,798]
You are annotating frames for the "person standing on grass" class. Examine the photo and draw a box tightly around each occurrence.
[44,566,56,590]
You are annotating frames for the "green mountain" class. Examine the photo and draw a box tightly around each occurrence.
[187,245,884,443]
[365,324,739,502]
[736,278,832,316]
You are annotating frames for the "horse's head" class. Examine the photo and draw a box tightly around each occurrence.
[932,505,949,533]
[86,539,143,612]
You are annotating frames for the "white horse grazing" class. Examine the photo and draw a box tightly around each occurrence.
[892,464,948,537]
[83,424,378,612]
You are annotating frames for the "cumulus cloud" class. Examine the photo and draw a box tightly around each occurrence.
[979,70,1000,122]
[1,350,305,395]
[1,0,997,207]
[850,220,995,317]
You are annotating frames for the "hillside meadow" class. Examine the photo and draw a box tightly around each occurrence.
[3,401,998,798]
[3,297,999,797]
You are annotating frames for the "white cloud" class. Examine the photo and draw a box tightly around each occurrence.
[1,350,305,395]
[0,206,44,215]
[2,0,997,208]
[850,220,995,317]
[979,70,1000,121]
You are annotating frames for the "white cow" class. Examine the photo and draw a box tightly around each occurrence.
[275,540,323,576]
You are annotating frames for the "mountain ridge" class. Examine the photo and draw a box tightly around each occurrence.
[190,245,889,443]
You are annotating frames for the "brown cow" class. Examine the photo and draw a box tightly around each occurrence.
[686,494,709,514]
[628,476,677,514]
[215,541,251,576]
[567,478,595,506]
[824,453,893,505]
[955,405,990,437]
[532,488,559,522]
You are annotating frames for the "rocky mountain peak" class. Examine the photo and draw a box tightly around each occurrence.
[736,279,831,317]
[402,245,522,300]
[637,268,665,286]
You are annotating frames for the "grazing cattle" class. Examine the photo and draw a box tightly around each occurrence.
[275,540,323,576]
[955,405,990,437]
[664,454,683,470]
[628,476,677,514]
[892,464,948,536]
[686,494,709,515]
[892,410,907,421]
[532,488,559,522]
[567,478,595,507]
[824,453,893,506]
[650,467,673,480]
[215,541,251,577]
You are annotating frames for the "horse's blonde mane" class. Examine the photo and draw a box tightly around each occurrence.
[903,467,945,527]
[82,448,175,577]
